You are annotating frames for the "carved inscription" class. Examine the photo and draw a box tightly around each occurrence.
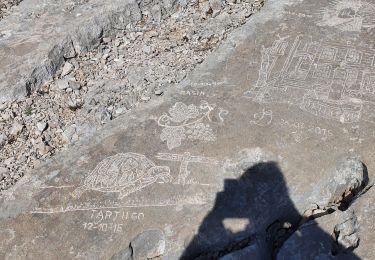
[250,108,273,126]
[82,210,144,233]
[318,0,375,32]
[71,153,172,199]
[279,119,334,143]
[157,101,228,150]
[245,35,375,124]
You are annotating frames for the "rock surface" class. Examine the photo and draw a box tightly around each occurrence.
[1,0,375,259]
[0,0,264,191]
[277,210,360,259]
[0,0,142,102]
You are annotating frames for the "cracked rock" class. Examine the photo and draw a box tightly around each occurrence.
[303,158,365,218]
[277,210,360,260]
[130,229,165,259]
[111,229,165,260]
[333,210,359,252]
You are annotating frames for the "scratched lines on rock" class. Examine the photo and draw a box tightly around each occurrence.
[31,151,220,215]
[70,152,218,199]
[157,100,228,150]
[83,209,145,233]
[30,191,213,214]
[318,0,375,32]
[244,34,375,124]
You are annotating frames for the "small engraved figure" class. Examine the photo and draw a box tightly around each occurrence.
[318,0,375,32]
[155,152,218,185]
[250,108,273,126]
[158,101,227,150]
[71,153,172,199]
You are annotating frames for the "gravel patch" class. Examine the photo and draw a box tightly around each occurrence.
[0,0,264,191]
[0,0,22,20]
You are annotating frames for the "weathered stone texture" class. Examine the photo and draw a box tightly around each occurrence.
[1,0,375,259]
[0,0,141,102]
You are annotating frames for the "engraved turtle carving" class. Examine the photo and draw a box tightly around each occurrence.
[71,153,172,199]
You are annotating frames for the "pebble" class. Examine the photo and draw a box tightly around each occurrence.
[61,62,74,77]
[0,134,7,147]
[141,96,151,101]
[68,80,81,90]
[36,121,48,132]
[0,102,7,111]
[56,79,69,90]
[10,121,23,136]
[154,89,164,96]
[102,37,111,43]
[209,0,222,17]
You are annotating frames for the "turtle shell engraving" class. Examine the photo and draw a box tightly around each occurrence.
[71,153,172,199]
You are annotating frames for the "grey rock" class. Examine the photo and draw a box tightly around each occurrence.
[9,121,23,136]
[62,39,77,59]
[36,121,48,132]
[56,79,69,90]
[0,134,7,147]
[110,230,165,260]
[102,37,112,43]
[68,80,81,90]
[61,124,76,144]
[151,4,162,23]
[1,0,375,259]
[209,0,222,17]
[67,97,82,109]
[0,0,143,103]
[61,62,74,77]
[99,108,112,124]
[0,102,7,111]
[334,210,359,251]
[277,210,360,260]
[219,242,264,260]
[303,158,365,217]
[110,247,132,260]
[154,89,164,96]
[130,229,166,260]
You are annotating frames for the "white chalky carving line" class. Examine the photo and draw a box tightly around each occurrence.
[71,153,172,199]
[244,34,375,124]
[157,100,227,150]
[155,152,219,185]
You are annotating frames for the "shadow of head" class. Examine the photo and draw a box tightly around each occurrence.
[181,161,363,260]
[181,162,301,259]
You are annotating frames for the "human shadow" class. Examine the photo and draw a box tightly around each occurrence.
[181,162,361,260]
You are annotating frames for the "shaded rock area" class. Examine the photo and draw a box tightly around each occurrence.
[1,0,375,259]
[111,229,165,260]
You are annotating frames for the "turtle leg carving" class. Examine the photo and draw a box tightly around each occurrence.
[151,166,172,183]
[71,186,86,199]
[118,166,171,199]
[119,183,146,199]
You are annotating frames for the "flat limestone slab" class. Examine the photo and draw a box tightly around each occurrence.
[0,0,140,102]
[1,0,375,259]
